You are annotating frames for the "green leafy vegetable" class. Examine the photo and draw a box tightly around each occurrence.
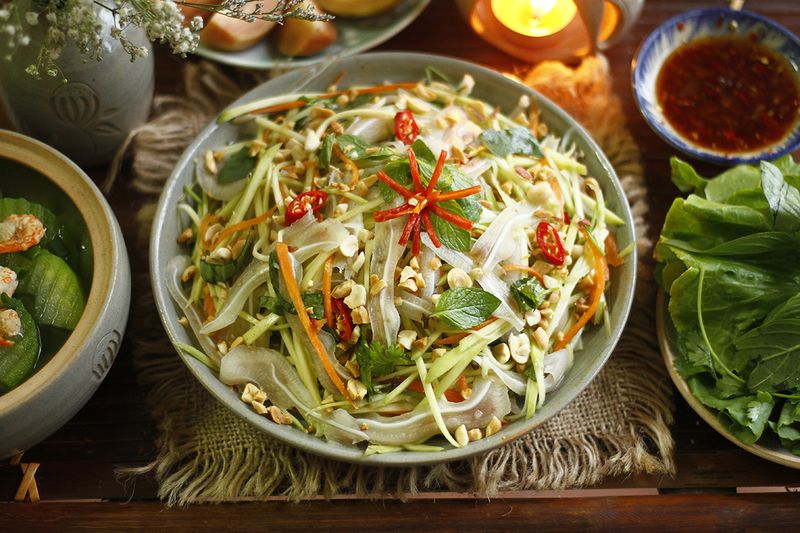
[510,276,549,312]
[355,340,409,392]
[431,287,501,329]
[656,157,800,452]
[480,127,543,158]
[217,146,258,184]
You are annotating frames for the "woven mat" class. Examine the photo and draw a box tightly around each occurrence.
[120,56,674,504]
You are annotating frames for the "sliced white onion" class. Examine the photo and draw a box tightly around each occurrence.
[418,246,439,300]
[471,200,537,271]
[398,292,435,323]
[344,116,392,144]
[196,159,246,201]
[200,258,270,334]
[166,255,223,363]
[368,217,404,346]
[281,211,349,262]
[543,348,571,392]
[476,349,527,396]
[421,233,473,271]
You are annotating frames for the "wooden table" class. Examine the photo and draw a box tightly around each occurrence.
[2,0,800,528]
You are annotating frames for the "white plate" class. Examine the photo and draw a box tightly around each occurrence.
[196,0,431,69]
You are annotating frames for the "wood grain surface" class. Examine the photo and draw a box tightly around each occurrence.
[1,0,800,528]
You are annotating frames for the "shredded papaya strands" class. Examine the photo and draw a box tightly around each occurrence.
[323,255,334,329]
[276,242,353,403]
[250,82,419,116]
[434,317,498,345]
[554,228,606,351]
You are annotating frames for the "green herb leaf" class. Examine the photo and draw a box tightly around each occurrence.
[302,292,325,320]
[355,340,409,392]
[430,200,472,252]
[431,287,500,329]
[770,400,800,455]
[761,161,800,231]
[670,157,709,194]
[688,376,774,444]
[260,292,325,320]
[510,276,549,312]
[480,127,543,158]
[319,134,334,169]
[336,134,392,161]
[217,146,257,184]
[199,237,252,283]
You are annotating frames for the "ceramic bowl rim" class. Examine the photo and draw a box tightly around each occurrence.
[150,51,638,466]
[631,7,800,165]
[0,130,119,415]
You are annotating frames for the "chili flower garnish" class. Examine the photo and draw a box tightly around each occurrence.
[374,147,482,255]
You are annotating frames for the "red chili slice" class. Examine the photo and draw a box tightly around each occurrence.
[331,297,353,341]
[394,111,419,145]
[285,190,328,225]
[536,221,565,266]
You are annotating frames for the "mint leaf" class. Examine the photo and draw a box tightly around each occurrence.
[217,146,257,184]
[319,134,334,169]
[431,287,500,329]
[355,340,409,392]
[430,200,472,252]
[480,127,543,158]
[510,276,549,312]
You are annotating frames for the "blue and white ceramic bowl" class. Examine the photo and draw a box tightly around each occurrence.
[632,8,800,165]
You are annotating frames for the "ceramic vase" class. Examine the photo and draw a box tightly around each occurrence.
[0,1,154,168]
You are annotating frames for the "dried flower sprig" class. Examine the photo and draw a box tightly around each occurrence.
[0,0,332,80]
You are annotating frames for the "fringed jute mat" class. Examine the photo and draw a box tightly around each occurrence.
[119,56,674,504]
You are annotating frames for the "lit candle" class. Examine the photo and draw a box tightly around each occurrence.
[490,0,578,37]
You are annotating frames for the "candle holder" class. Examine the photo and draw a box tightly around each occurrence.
[457,0,644,63]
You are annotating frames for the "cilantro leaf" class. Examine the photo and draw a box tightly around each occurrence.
[510,276,549,312]
[217,146,257,184]
[480,127,543,158]
[355,340,409,392]
[431,287,500,329]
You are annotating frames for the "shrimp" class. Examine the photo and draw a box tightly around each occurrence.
[0,308,20,346]
[0,214,45,254]
[0,266,17,297]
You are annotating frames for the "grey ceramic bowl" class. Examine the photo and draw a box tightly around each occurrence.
[151,52,637,466]
[0,130,131,459]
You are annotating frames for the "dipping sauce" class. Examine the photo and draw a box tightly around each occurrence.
[656,36,800,153]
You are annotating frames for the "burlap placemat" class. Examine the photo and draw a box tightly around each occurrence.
[121,56,674,504]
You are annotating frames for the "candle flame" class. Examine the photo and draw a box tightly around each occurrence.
[491,0,577,38]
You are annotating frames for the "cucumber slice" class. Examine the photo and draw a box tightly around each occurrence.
[0,296,41,392]
[16,249,86,330]
[0,197,59,246]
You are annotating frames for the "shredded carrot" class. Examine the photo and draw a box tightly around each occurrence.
[501,264,545,284]
[333,144,360,187]
[275,242,352,402]
[213,205,276,248]
[323,255,334,329]
[554,228,606,351]
[408,380,462,402]
[434,317,499,346]
[250,82,419,116]
[198,214,223,250]
[604,233,624,267]
[548,176,565,216]
[203,287,216,320]
[456,374,468,392]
